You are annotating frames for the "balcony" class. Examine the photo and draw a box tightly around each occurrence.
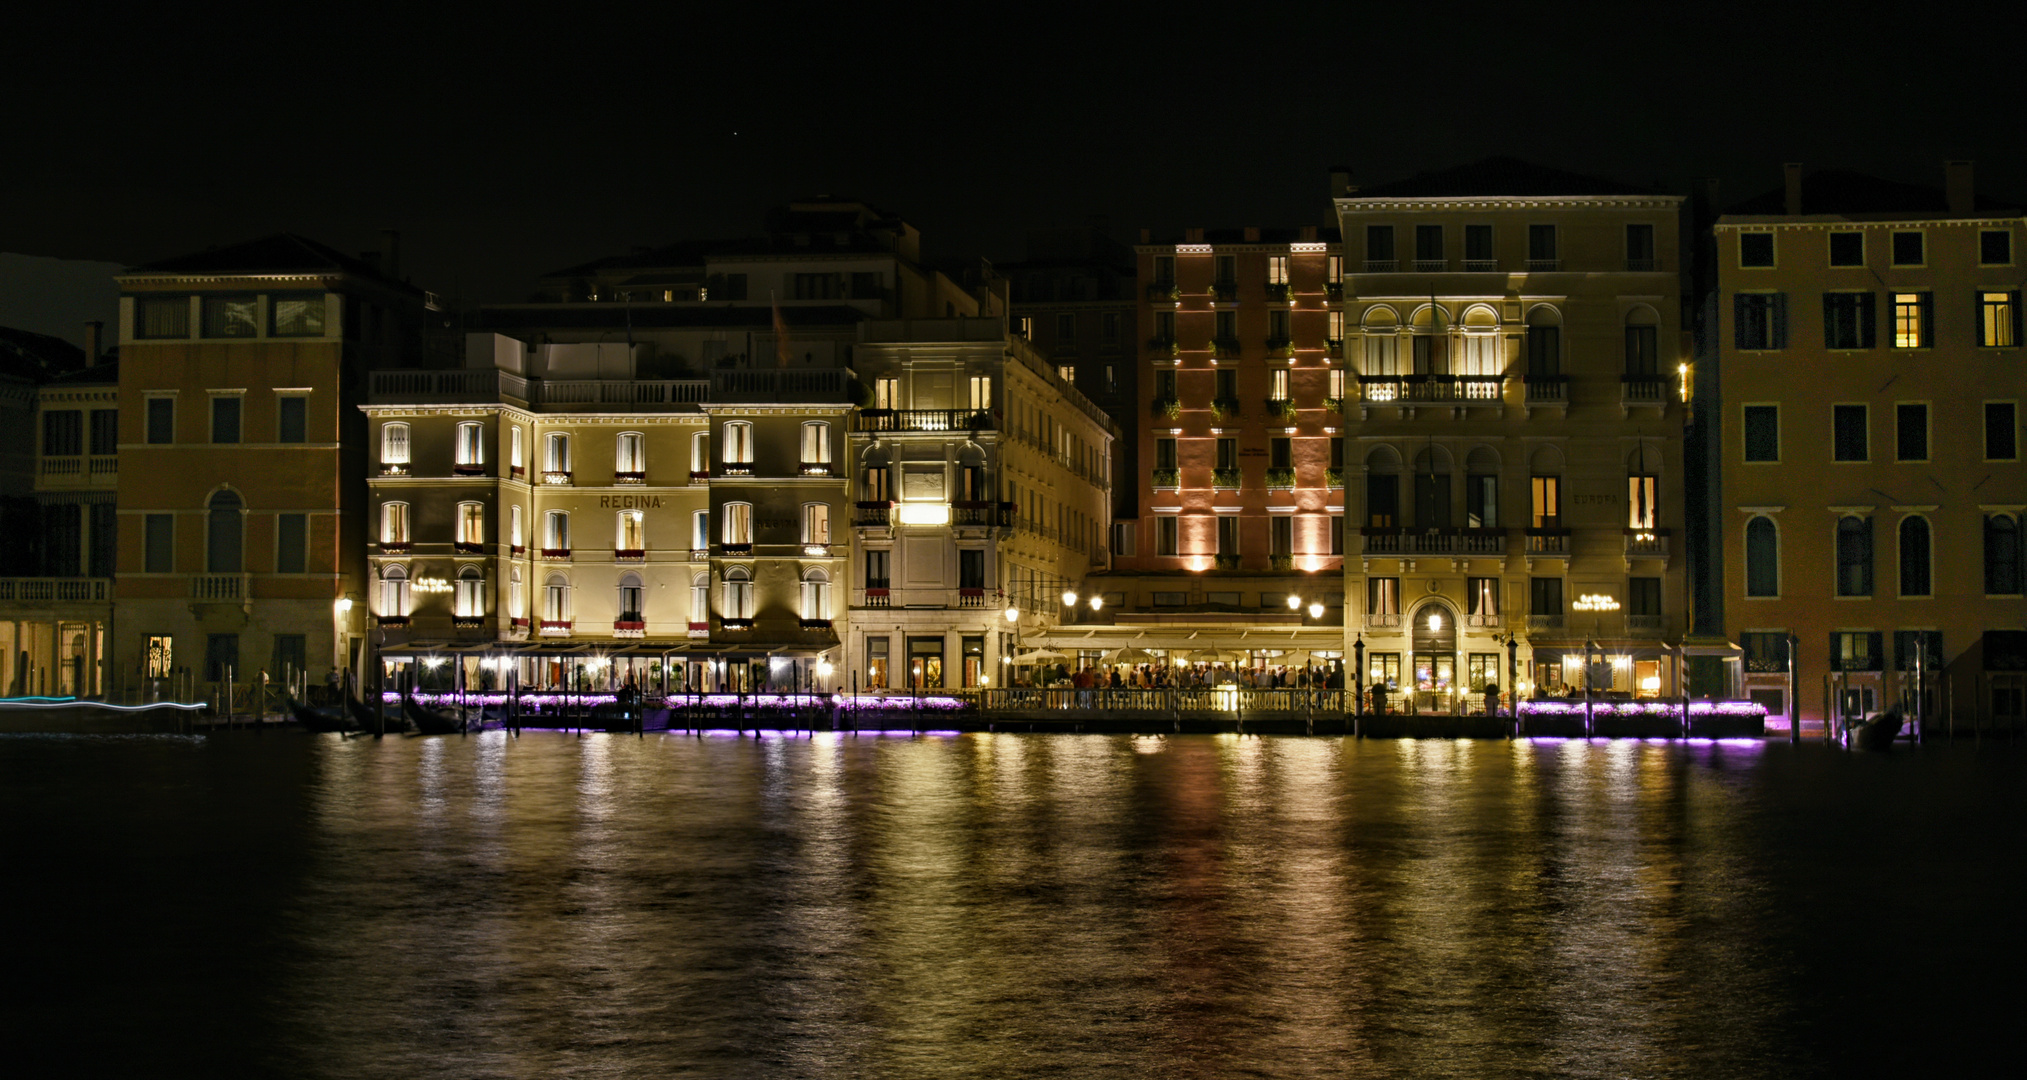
[1325,338,1344,357]
[1213,554,1240,571]
[1625,530,1670,560]
[1528,614,1565,632]
[613,620,646,639]
[1147,280,1180,302]
[39,455,118,485]
[689,470,710,483]
[719,618,753,631]
[689,548,710,561]
[1265,466,1295,490]
[453,542,485,555]
[719,462,755,477]
[1270,554,1295,572]
[1211,280,1238,302]
[1363,259,1397,273]
[1210,397,1242,420]
[453,463,486,476]
[509,465,525,480]
[799,618,833,630]
[721,542,753,556]
[1148,336,1180,358]
[1150,397,1181,420]
[854,501,893,527]
[1526,259,1561,272]
[1325,467,1344,489]
[1358,375,1504,404]
[1625,258,1656,272]
[1209,337,1241,359]
[1325,282,1343,300]
[863,585,890,609]
[1412,259,1447,272]
[1525,529,1571,556]
[1151,467,1180,490]
[1264,337,1294,359]
[802,542,833,557]
[1212,467,1242,490]
[953,501,1013,527]
[614,470,645,485]
[852,409,994,433]
[1465,612,1502,629]
[540,548,572,561]
[687,620,710,637]
[1463,259,1497,273]
[1359,528,1507,556]
[542,470,572,485]
[377,615,410,629]
[1366,613,1402,630]
[380,540,411,554]
[1263,283,1292,302]
[958,588,989,608]
[452,616,487,630]
[538,619,572,637]
[0,577,110,602]
[1523,375,1568,405]
[1627,614,1663,634]
[1621,376,1668,411]
[615,549,646,562]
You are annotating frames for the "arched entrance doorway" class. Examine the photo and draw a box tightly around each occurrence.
[1410,600,1458,710]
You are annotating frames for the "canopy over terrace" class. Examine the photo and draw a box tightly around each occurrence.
[1033,626,1347,664]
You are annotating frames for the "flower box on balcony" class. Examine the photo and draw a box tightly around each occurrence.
[380,464,408,477]
[1265,398,1297,423]
[1209,338,1241,359]
[1325,467,1344,489]
[689,469,710,482]
[1265,466,1296,489]
[721,543,752,555]
[799,462,832,476]
[510,544,526,555]
[1150,467,1180,489]
[453,542,484,555]
[1147,336,1180,358]
[720,463,754,477]
[1213,554,1241,571]
[1263,283,1292,302]
[1210,397,1242,420]
[719,618,753,631]
[453,464,485,476]
[1270,554,1295,571]
[1146,281,1180,302]
[377,615,410,628]
[614,549,646,562]
[799,618,833,630]
[1151,397,1182,420]
[452,617,486,629]
[1212,467,1242,489]
[381,541,411,554]
[538,619,572,636]
[1264,338,1294,359]
[542,471,572,485]
[541,548,571,560]
[1323,396,1344,414]
[510,617,530,629]
[613,620,646,639]
[614,471,645,485]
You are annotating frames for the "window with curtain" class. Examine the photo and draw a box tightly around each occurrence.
[691,572,711,625]
[455,422,484,470]
[1369,577,1400,616]
[380,501,408,546]
[545,433,571,476]
[455,568,484,619]
[381,422,409,467]
[380,565,409,618]
[691,510,709,553]
[723,503,752,546]
[1745,516,1779,597]
[1987,515,2022,594]
[690,431,709,476]
[510,505,524,551]
[724,568,754,619]
[508,569,524,618]
[616,432,644,476]
[801,422,831,470]
[617,510,645,553]
[618,573,644,622]
[1628,475,1658,529]
[722,422,754,467]
[543,574,569,623]
[801,568,831,622]
[457,502,484,547]
[543,510,569,554]
[802,503,830,549]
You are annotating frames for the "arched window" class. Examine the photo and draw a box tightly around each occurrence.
[800,422,831,473]
[455,566,484,619]
[690,571,710,626]
[1627,446,1660,531]
[1459,305,1501,383]
[542,572,570,624]
[1836,516,1873,597]
[802,502,830,551]
[543,510,570,556]
[1625,305,1660,378]
[509,504,524,551]
[615,431,644,479]
[1465,446,1500,529]
[1987,514,2022,595]
[722,421,754,472]
[380,501,409,548]
[722,502,753,547]
[1899,516,1933,597]
[1525,306,1562,377]
[1410,304,1448,375]
[508,567,524,618]
[1364,445,1401,528]
[207,490,244,572]
[454,421,484,472]
[1745,516,1779,597]
[801,567,831,623]
[724,566,753,619]
[617,571,644,623]
[1360,305,1400,381]
[379,564,409,618]
[616,510,645,555]
[456,501,484,548]
[690,430,710,479]
[509,425,524,475]
[380,422,409,470]
[544,432,571,481]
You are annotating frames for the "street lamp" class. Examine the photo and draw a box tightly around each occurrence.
[1088,595,1103,611]
[1062,589,1079,608]
[1307,601,1324,619]
[1287,593,1301,610]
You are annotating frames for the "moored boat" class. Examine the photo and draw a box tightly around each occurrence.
[1850,709,1904,751]
[401,690,465,736]
[289,698,355,733]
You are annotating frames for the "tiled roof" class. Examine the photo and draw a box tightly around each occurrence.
[0,325,87,382]
[1725,167,2015,216]
[1349,157,1652,198]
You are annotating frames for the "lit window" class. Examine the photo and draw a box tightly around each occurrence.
[969,376,991,410]
[380,502,409,545]
[455,422,484,470]
[380,565,410,618]
[1267,255,1289,284]
[1627,475,1658,530]
[691,572,710,624]
[1893,293,1932,348]
[724,567,754,619]
[136,296,190,339]
[722,422,754,466]
[1530,475,1560,528]
[509,505,524,550]
[874,377,899,409]
[544,433,571,478]
[691,509,710,553]
[455,568,485,619]
[543,573,569,623]
[615,432,644,476]
[800,422,830,469]
[1057,364,1076,384]
[270,294,325,337]
[690,431,709,476]
[801,568,831,622]
[202,296,259,338]
[543,510,569,553]
[723,502,752,546]
[617,510,645,552]
[1980,292,2020,347]
[1269,369,1289,401]
[457,502,484,546]
[802,503,830,548]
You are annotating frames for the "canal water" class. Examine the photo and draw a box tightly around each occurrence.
[3,731,2020,1078]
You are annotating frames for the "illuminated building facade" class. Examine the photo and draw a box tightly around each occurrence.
[845,318,1113,690]
[1332,159,1690,709]
[1715,162,2027,730]
[113,235,427,697]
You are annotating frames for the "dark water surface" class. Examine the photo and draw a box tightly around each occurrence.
[4,732,2022,1078]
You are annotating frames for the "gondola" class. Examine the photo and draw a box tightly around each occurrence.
[401,689,466,736]
[345,684,409,734]
[1850,709,1904,751]
[289,697,356,733]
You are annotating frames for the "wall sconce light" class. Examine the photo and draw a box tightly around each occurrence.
[1308,601,1325,619]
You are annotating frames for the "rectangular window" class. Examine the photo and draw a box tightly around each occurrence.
[210,396,241,444]
[867,636,889,688]
[1215,438,1237,470]
[201,296,259,338]
[277,396,307,443]
[1744,405,1780,462]
[1896,403,1929,462]
[1326,255,1343,283]
[1629,577,1661,617]
[1056,364,1075,384]
[1625,223,1655,267]
[1414,225,1443,263]
[1624,324,1658,377]
[1980,291,2020,347]
[1467,474,1498,529]
[1214,310,1236,343]
[1271,516,1292,556]
[1893,292,1932,348]
[1367,473,1399,528]
[1216,516,1239,555]
[1366,225,1394,263]
[959,549,985,590]
[270,294,325,336]
[1214,255,1236,285]
[873,377,899,409]
[1111,521,1135,558]
[1741,632,1789,672]
[146,397,174,444]
[1890,231,1924,266]
[1269,369,1289,401]
[1739,232,1775,268]
[135,296,190,339]
[1834,405,1869,462]
[1530,576,1563,616]
[1056,313,1076,341]
[1528,224,1558,263]
[1151,590,1187,607]
[1101,313,1119,343]
[1329,436,1345,469]
[1464,224,1494,264]
[1981,230,2013,266]
[42,410,82,456]
[145,635,174,678]
[1988,402,2019,460]
[1267,255,1289,284]
[1628,475,1659,529]
[1734,293,1788,349]
[1895,630,1944,671]
[1267,309,1290,342]
[144,513,174,573]
[1155,437,1177,470]
[1823,292,1876,349]
[1329,514,1344,555]
[864,548,890,587]
[1468,577,1499,618]
[275,513,306,573]
[89,410,117,455]
[1829,231,1864,267]
[1414,469,1451,528]
[1155,516,1178,556]
[1368,577,1400,616]
[460,503,485,547]
[1530,475,1560,528]
[1832,631,1884,672]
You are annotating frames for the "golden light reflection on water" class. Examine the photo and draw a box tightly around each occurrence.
[275,733,1818,1079]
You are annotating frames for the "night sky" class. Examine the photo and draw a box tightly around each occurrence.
[5,5,2024,312]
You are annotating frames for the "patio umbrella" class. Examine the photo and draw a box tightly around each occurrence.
[1010,649,1072,666]
[1104,647,1158,665]
[1186,648,1240,663]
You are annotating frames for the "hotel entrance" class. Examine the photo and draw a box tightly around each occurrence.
[1410,600,1457,711]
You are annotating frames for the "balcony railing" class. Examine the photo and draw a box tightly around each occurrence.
[953,501,1013,527]
[1151,467,1180,490]
[719,618,754,631]
[863,587,890,608]
[1148,336,1180,357]
[1625,258,1656,272]
[1212,467,1242,489]
[799,461,834,476]
[1265,398,1297,423]
[1525,529,1571,556]
[721,542,753,555]
[1523,375,1568,404]
[40,455,118,480]
[542,470,572,485]
[719,462,754,477]
[1263,283,1292,302]
[453,463,486,476]
[539,619,572,636]
[853,501,893,526]
[1359,528,1507,556]
[379,540,411,554]
[191,574,249,603]
[1358,375,1504,403]
[1209,338,1241,359]
[1526,259,1561,272]
[1264,337,1294,359]
[1211,281,1238,302]
[1270,554,1295,571]
[614,470,645,484]
[1366,613,1402,629]
[1147,280,1180,302]
[1213,554,1240,571]
[1621,376,1668,405]
[851,409,993,433]
[1325,282,1344,301]
[0,577,110,602]
[541,548,572,560]
[615,549,646,562]
[799,618,833,630]
[613,620,646,638]
[1412,259,1447,272]
[1265,466,1295,489]
[1210,397,1243,419]
[689,469,710,483]
[1151,397,1182,420]
[1628,614,1663,633]
[1364,259,1397,272]
[1625,530,1670,559]
[1325,338,1344,357]
[958,588,989,608]
[377,615,410,629]
[1465,613,1502,628]
[1463,259,1498,273]
[689,548,710,561]
[453,541,485,555]
[1528,614,1565,632]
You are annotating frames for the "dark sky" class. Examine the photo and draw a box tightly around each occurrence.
[6,5,2023,305]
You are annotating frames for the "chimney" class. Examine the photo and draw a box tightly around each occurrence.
[379,228,401,280]
[1783,163,1803,216]
[1946,160,1975,215]
[1328,166,1353,198]
[83,321,102,363]
[1243,226,1261,243]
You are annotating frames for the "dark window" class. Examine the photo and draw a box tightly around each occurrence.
[276,513,307,574]
[270,293,324,336]
[1528,225,1558,262]
[1899,516,1931,596]
[1835,516,1873,597]
[1214,310,1236,342]
[1056,313,1076,341]
[272,634,307,679]
[1525,325,1560,375]
[145,514,174,573]
[1214,255,1235,285]
[88,503,115,577]
[211,397,241,444]
[1628,577,1661,617]
[719,273,748,301]
[1329,438,1344,468]
[851,272,879,298]
[1626,224,1654,265]
[1271,516,1292,556]
[1981,230,2013,266]
[863,548,889,588]
[1746,516,1779,597]
[205,633,240,682]
[1465,225,1493,262]
[1413,470,1451,528]
[959,549,985,589]
[1216,516,1239,554]
[146,398,174,444]
[1329,515,1344,555]
[1155,516,1178,556]
[1153,369,1176,399]
[1823,292,1876,349]
[1828,231,1864,267]
[1890,231,1924,266]
[1102,313,1118,342]
[41,410,82,456]
[792,273,840,300]
[1214,369,1236,401]
[1414,225,1443,261]
[135,296,190,338]
[89,410,116,455]
[1896,403,1929,462]
[1895,630,1943,671]
[1467,474,1498,528]
[42,503,80,576]
[1831,631,1884,672]
[1743,405,1780,462]
[1987,402,2018,460]
[278,397,307,443]
[1833,405,1868,461]
[201,296,259,338]
[1734,293,1787,349]
[1215,438,1237,470]
[1742,632,1789,672]
[1155,438,1177,469]
[1366,225,1394,262]
[1366,473,1399,528]
[1987,515,2022,594]
[1624,325,1658,376]
[1270,437,1291,469]
[1530,576,1563,615]
[1739,233,1774,267]
[207,491,243,573]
